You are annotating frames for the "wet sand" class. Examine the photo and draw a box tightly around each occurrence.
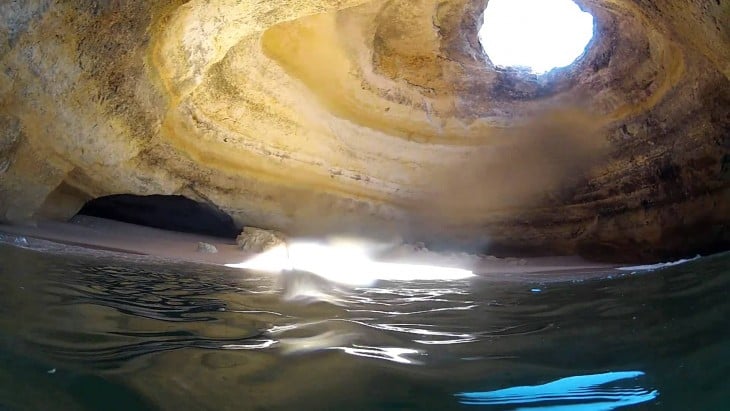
[0,216,621,282]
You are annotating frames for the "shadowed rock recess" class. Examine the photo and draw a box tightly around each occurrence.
[77,194,240,238]
[0,0,728,262]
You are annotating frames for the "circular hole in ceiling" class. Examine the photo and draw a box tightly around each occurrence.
[479,0,595,74]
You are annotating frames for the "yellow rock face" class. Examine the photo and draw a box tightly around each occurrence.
[0,0,728,261]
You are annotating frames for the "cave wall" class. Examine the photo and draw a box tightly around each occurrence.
[0,0,728,261]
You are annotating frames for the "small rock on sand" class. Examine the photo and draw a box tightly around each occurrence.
[197,242,218,253]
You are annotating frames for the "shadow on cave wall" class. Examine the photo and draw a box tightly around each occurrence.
[76,195,240,239]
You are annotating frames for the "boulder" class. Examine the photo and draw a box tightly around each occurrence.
[196,242,218,254]
[236,227,286,253]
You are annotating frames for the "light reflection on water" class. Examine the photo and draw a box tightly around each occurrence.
[225,240,475,286]
[334,345,424,365]
[0,242,728,410]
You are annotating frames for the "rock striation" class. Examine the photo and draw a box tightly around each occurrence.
[0,0,728,262]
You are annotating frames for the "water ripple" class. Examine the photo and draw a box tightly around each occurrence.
[26,332,271,369]
[333,345,424,364]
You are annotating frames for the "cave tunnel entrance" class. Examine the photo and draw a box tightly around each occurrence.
[479,0,594,74]
[76,194,240,239]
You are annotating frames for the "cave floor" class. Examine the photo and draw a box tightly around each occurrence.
[0,216,624,283]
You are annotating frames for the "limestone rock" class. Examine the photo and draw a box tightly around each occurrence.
[236,227,286,253]
[0,0,728,262]
[197,242,218,254]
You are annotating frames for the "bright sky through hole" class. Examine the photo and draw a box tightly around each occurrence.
[479,0,594,74]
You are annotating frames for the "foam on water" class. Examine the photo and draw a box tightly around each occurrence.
[617,255,701,272]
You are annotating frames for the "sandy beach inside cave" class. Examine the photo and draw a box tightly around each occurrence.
[0,215,622,282]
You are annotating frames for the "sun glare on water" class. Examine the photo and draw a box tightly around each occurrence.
[226,240,475,287]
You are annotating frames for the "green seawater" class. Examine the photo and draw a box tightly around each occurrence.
[0,241,727,410]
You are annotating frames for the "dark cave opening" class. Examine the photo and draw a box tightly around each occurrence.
[76,194,240,239]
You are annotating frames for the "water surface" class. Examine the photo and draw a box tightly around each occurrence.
[0,242,727,410]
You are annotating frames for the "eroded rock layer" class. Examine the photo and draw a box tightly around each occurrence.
[1,0,728,261]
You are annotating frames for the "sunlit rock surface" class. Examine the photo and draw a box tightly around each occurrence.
[236,227,287,253]
[0,0,728,262]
